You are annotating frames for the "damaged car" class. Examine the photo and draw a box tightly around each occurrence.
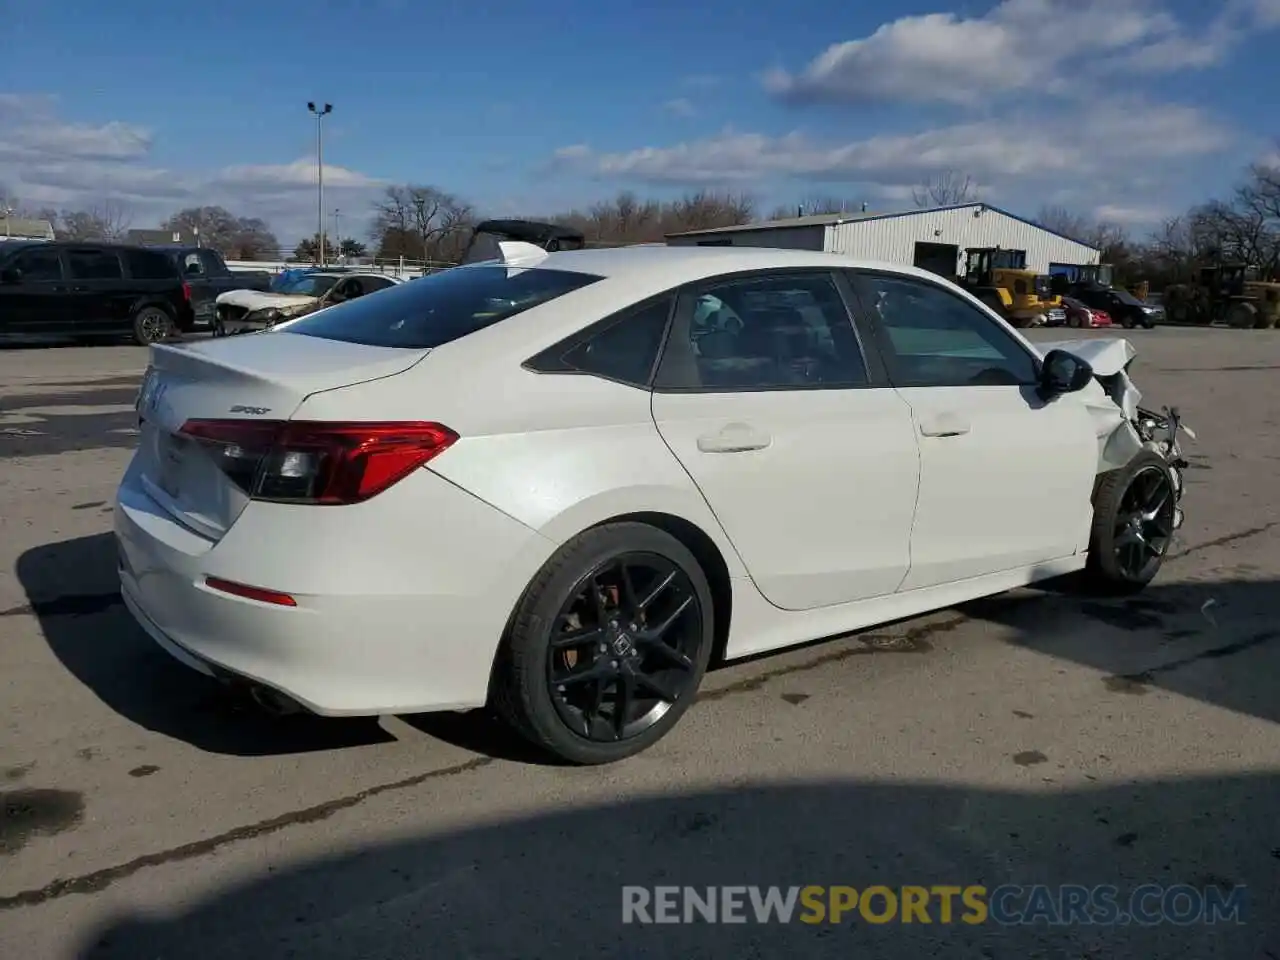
[117,246,1193,765]
[213,270,404,335]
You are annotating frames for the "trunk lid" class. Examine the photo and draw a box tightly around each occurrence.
[134,334,430,540]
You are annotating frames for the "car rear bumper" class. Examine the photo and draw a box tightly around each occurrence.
[114,460,556,716]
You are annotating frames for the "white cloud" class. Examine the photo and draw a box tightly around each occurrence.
[662,98,697,118]
[554,101,1230,193]
[1092,203,1173,227]
[764,0,1265,106]
[214,158,378,190]
[0,93,382,242]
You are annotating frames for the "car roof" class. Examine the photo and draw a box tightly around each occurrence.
[501,244,946,288]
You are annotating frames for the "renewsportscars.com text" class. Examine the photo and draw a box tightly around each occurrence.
[621,884,1246,926]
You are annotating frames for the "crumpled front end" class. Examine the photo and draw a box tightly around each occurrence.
[1040,336,1194,532]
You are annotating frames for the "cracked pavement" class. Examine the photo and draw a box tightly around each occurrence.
[1,328,1279,959]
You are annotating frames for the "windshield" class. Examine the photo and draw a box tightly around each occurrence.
[277,274,341,297]
[284,264,604,348]
[1111,289,1143,305]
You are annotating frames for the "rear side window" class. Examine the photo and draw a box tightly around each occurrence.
[284,265,604,348]
[125,249,178,280]
[67,249,123,280]
[557,298,672,386]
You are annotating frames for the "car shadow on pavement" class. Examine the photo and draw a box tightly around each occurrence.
[20,528,1280,760]
[969,571,1280,726]
[15,533,395,757]
[74,774,1279,959]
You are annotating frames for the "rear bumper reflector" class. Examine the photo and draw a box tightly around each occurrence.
[205,576,297,607]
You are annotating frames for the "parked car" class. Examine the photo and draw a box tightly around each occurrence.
[0,240,193,344]
[1071,285,1163,329]
[151,246,271,329]
[118,245,1193,765]
[1061,296,1113,328]
[213,271,404,335]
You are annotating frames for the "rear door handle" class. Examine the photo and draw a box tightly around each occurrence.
[918,412,971,438]
[696,423,772,453]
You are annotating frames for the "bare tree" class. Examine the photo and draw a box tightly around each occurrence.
[912,170,978,208]
[370,184,472,262]
[1032,205,1127,252]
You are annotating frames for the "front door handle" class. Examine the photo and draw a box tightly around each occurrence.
[697,423,772,453]
[918,412,971,438]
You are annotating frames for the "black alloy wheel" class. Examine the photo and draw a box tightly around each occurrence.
[546,553,702,742]
[133,306,173,345]
[493,522,715,764]
[1086,450,1177,593]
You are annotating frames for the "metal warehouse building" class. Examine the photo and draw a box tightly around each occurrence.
[666,203,1100,279]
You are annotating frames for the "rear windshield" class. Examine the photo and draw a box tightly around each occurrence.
[278,274,342,297]
[283,265,603,348]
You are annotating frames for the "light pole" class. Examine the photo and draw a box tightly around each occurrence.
[332,207,342,259]
[307,101,333,266]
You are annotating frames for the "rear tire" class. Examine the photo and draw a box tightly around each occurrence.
[492,522,715,765]
[1084,451,1177,594]
[132,305,174,346]
[1226,302,1257,329]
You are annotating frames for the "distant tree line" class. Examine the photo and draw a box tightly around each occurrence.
[3,153,1276,286]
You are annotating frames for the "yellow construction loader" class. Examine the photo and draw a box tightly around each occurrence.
[961,248,1064,328]
[1163,263,1280,329]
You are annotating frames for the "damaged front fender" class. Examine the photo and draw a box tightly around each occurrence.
[1038,336,1195,531]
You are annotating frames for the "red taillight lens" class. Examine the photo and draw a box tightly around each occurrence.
[178,420,458,505]
[182,281,192,301]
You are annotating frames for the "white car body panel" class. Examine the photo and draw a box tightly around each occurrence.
[893,384,1099,590]
[1034,337,1135,377]
[215,290,317,311]
[650,387,920,610]
[115,244,1185,717]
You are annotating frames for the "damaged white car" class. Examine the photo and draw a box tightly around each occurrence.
[118,247,1193,765]
[213,271,404,336]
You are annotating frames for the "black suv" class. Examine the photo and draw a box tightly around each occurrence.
[1070,284,1165,329]
[0,240,194,345]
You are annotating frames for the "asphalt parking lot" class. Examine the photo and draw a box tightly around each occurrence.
[2,327,1279,959]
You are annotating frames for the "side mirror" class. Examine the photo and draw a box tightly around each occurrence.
[1038,349,1093,398]
[0,267,22,285]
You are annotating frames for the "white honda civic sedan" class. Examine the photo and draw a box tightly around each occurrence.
[117,245,1192,764]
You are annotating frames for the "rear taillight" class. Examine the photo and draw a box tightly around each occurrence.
[182,281,192,301]
[178,420,458,505]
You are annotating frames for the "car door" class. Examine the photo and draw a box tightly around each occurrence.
[650,269,920,611]
[0,245,70,335]
[64,247,131,333]
[845,269,1099,591]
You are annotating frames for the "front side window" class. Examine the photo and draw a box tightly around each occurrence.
[853,272,1038,387]
[198,250,224,275]
[657,272,868,390]
[285,264,604,349]
[182,252,204,276]
[66,249,123,280]
[10,247,63,281]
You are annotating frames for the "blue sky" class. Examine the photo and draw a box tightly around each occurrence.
[2,0,1277,245]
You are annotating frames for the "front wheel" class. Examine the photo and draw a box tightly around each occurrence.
[1085,451,1178,594]
[132,305,174,345]
[492,522,715,764]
